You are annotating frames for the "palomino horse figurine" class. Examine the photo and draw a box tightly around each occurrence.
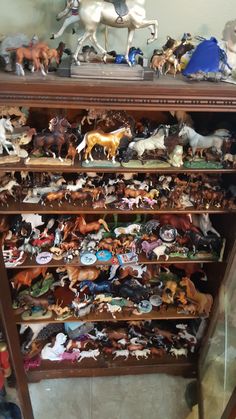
[76,126,132,163]
[61,0,158,65]
[180,277,213,316]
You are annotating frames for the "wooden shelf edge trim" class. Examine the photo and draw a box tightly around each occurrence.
[26,358,197,382]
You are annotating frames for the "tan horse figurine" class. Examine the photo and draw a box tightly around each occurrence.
[57,266,100,292]
[180,277,213,316]
[74,215,110,234]
[15,42,50,76]
[76,126,132,163]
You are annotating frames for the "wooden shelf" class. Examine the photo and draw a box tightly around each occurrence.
[6,254,220,269]
[0,72,236,112]
[26,353,197,382]
[2,200,235,215]
[0,159,235,173]
[14,306,200,324]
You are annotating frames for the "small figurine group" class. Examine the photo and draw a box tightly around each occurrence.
[21,320,199,367]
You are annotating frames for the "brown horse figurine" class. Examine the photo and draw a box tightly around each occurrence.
[180,277,213,316]
[66,142,77,164]
[11,267,48,290]
[32,117,71,160]
[15,42,50,76]
[74,216,110,235]
[76,126,133,163]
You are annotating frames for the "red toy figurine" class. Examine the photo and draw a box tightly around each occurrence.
[0,342,11,392]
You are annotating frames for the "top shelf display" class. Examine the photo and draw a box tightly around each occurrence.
[0,73,236,111]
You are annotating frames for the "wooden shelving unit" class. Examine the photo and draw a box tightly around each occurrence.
[0,73,236,419]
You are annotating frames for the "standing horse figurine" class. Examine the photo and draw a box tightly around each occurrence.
[178,124,224,158]
[61,0,158,66]
[76,126,132,163]
[32,117,71,160]
[51,0,80,39]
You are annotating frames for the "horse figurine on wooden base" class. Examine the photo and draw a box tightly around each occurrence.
[68,0,158,66]
[178,124,224,158]
[76,126,132,163]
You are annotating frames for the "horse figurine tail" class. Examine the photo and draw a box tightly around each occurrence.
[98,219,110,232]
[76,133,87,155]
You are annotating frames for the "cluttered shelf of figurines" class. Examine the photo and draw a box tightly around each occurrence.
[20,319,198,380]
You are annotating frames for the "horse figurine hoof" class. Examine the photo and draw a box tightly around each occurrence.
[50,34,55,40]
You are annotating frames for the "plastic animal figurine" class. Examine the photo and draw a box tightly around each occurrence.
[168,145,183,167]
[180,277,213,316]
[11,267,48,290]
[74,215,110,234]
[41,333,67,360]
[56,266,100,292]
[170,347,187,358]
[17,294,54,316]
[15,42,50,76]
[131,349,150,360]
[141,240,162,257]
[179,124,224,157]
[114,224,140,237]
[70,0,158,65]
[106,303,122,319]
[32,117,71,160]
[115,47,143,66]
[113,349,129,360]
[76,126,132,163]
[77,349,100,362]
[128,130,166,159]
[121,196,142,209]
[192,214,220,237]
[0,118,15,155]
[152,243,172,260]
[79,280,112,294]
[162,280,178,305]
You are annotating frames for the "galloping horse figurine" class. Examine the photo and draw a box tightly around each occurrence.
[77,126,133,163]
[61,0,158,65]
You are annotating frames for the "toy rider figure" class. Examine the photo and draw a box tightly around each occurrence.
[105,0,129,23]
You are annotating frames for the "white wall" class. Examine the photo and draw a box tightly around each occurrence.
[0,0,235,57]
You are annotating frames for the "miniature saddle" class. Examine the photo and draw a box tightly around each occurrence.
[105,0,129,23]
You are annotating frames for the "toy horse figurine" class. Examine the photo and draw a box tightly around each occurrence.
[180,277,213,316]
[76,126,132,163]
[68,0,158,65]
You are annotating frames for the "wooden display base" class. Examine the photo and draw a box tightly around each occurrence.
[121,159,171,169]
[25,157,73,166]
[57,57,154,81]
[82,160,120,168]
[0,155,21,165]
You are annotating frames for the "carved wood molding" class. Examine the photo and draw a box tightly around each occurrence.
[1,92,236,110]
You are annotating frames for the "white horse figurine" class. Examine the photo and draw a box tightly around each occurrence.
[69,0,158,65]
[0,118,15,155]
[128,131,166,159]
[41,333,67,361]
[77,348,100,362]
[178,124,224,157]
[114,223,141,236]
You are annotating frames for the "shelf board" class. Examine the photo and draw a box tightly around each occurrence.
[1,72,236,112]
[15,306,200,324]
[2,200,235,215]
[0,159,235,173]
[26,353,197,382]
[6,254,220,269]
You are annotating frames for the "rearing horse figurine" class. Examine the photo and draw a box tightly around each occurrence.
[69,0,158,65]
